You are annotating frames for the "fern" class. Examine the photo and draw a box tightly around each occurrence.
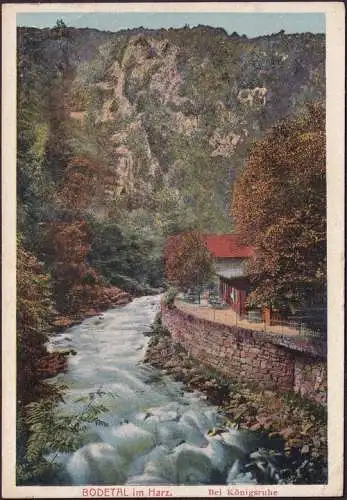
[17,389,112,484]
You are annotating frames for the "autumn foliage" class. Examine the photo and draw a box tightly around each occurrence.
[58,157,103,212]
[17,242,55,405]
[231,104,326,308]
[40,220,128,315]
[164,231,213,290]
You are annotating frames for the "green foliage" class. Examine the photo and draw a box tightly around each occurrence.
[281,391,327,424]
[17,93,55,240]
[152,187,197,235]
[81,271,98,286]
[17,240,55,406]
[69,80,89,110]
[162,287,178,308]
[17,21,76,241]
[107,35,130,64]
[16,239,74,485]
[88,218,164,291]
[54,18,67,30]
[17,390,110,485]
[165,133,232,232]
[148,317,171,341]
[87,85,104,110]
[25,393,108,459]
[109,97,120,113]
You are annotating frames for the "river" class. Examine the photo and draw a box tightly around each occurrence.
[47,295,281,486]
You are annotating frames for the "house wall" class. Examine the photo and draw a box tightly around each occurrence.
[214,258,246,277]
[161,304,327,406]
[219,278,248,315]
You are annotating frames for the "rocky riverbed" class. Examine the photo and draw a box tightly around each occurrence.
[144,314,327,480]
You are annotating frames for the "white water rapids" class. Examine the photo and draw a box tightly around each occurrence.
[47,295,269,486]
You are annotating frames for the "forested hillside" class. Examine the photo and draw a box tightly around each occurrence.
[17,23,325,302]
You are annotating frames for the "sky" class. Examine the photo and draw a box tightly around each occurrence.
[16,12,325,37]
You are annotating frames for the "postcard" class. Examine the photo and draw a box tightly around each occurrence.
[2,2,344,498]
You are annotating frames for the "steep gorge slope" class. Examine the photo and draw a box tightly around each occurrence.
[18,25,325,231]
[71,27,324,230]
[17,25,325,290]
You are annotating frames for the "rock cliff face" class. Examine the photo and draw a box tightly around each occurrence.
[17,25,325,233]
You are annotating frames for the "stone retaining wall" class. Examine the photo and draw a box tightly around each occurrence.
[161,304,327,406]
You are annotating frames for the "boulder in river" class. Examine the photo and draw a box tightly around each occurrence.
[143,446,176,483]
[173,443,213,484]
[67,442,128,484]
[102,423,155,460]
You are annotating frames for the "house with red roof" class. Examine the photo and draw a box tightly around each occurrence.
[202,234,254,317]
[164,232,254,317]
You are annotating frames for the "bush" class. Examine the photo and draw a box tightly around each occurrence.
[109,273,144,295]
[81,271,98,286]
[162,286,178,309]
[17,240,55,405]
[148,313,171,341]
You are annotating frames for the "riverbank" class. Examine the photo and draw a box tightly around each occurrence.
[52,287,132,331]
[144,314,327,471]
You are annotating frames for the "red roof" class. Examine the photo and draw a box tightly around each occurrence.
[202,234,253,259]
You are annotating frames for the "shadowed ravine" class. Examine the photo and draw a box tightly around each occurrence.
[46,296,290,485]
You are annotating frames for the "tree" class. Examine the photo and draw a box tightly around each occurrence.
[38,220,100,313]
[88,216,165,293]
[17,240,55,407]
[54,18,67,30]
[231,104,326,311]
[164,231,214,301]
